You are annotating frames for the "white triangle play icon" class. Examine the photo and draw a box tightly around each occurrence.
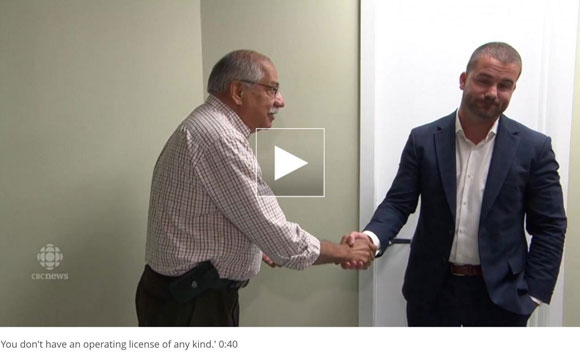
[274,146,308,181]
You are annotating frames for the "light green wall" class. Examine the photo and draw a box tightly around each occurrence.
[0,0,359,327]
[0,0,204,326]
[564,10,580,327]
[200,0,360,326]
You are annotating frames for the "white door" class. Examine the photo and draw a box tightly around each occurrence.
[359,0,579,327]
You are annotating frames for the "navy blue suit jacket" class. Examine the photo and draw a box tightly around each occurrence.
[365,112,566,315]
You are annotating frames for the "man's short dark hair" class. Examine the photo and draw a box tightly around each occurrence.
[466,42,522,77]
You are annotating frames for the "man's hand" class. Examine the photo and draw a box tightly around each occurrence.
[340,231,376,269]
[340,231,377,269]
[262,253,278,268]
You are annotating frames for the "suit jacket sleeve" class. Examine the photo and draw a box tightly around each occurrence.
[524,137,566,303]
[364,131,421,256]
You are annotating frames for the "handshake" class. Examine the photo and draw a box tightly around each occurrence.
[338,231,377,270]
[262,231,377,270]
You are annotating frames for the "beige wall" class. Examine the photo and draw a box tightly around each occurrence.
[564,10,580,327]
[0,0,359,327]
[200,0,360,326]
[0,0,204,326]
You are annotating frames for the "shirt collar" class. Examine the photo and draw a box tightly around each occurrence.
[206,94,252,138]
[455,110,499,143]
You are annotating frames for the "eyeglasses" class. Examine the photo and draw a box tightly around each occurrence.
[239,79,279,97]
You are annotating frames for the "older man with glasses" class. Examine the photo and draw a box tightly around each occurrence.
[135,50,376,327]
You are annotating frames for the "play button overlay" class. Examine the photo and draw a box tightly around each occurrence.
[275,146,308,181]
[255,128,325,197]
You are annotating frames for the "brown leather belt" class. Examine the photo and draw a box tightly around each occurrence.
[449,263,483,276]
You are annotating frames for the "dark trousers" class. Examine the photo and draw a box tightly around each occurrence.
[406,274,531,327]
[135,265,240,327]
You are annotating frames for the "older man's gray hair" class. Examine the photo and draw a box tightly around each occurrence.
[207,50,271,94]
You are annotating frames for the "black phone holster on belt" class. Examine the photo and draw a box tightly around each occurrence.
[168,261,219,303]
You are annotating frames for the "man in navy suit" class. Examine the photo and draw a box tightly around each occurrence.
[344,42,566,326]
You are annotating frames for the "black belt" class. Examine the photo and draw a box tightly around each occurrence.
[214,279,249,289]
[145,265,249,290]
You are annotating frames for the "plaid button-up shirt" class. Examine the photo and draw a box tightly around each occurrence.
[145,95,320,280]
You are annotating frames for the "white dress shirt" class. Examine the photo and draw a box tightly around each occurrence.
[449,112,497,264]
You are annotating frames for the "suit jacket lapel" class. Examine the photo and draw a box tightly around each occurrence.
[480,115,520,221]
[434,113,457,223]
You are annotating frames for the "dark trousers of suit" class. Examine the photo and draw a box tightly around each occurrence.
[406,273,531,327]
[135,265,240,327]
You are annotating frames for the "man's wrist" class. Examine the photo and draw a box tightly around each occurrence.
[363,230,381,255]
